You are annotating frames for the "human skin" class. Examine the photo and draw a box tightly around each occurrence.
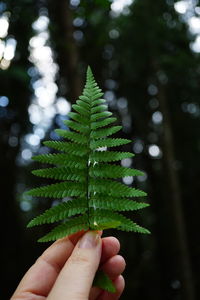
[11,230,126,300]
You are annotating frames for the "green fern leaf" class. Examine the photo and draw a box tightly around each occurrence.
[79,95,90,102]
[91,111,113,121]
[90,126,122,139]
[76,99,90,110]
[83,88,104,100]
[26,66,150,294]
[38,215,89,242]
[26,181,86,198]
[32,153,86,169]
[43,141,88,156]
[89,179,147,198]
[27,198,87,227]
[91,104,108,114]
[84,89,103,101]
[63,120,89,134]
[91,99,106,107]
[90,195,149,211]
[93,270,116,293]
[90,150,134,162]
[91,117,117,130]
[68,112,88,125]
[90,138,131,150]
[27,66,149,236]
[32,167,86,182]
[90,164,144,178]
[89,209,150,234]
[55,129,87,145]
[72,104,90,117]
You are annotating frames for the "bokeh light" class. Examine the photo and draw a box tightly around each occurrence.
[148,144,162,158]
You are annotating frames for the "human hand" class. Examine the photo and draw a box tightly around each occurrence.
[11,230,125,300]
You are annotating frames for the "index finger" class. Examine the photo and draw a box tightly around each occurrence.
[11,231,85,299]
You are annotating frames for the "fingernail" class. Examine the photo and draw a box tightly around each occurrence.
[78,231,100,249]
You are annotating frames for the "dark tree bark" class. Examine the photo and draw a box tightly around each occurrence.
[47,0,82,103]
[157,80,195,300]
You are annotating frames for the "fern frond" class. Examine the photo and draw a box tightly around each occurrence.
[63,120,89,134]
[90,126,122,139]
[26,66,150,294]
[92,92,104,100]
[91,104,108,114]
[38,215,89,242]
[27,66,149,245]
[27,198,87,227]
[83,88,103,101]
[55,129,87,145]
[32,153,86,169]
[91,99,106,107]
[83,86,103,101]
[26,181,86,198]
[90,164,144,178]
[90,151,134,162]
[76,99,90,110]
[68,112,88,125]
[91,111,112,122]
[90,195,149,211]
[91,117,117,130]
[89,179,147,197]
[72,104,90,117]
[79,95,90,103]
[90,138,131,150]
[43,141,88,156]
[32,167,86,182]
[89,209,150,234]
[93,270,116,293]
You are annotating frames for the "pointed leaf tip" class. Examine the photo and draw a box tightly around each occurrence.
[87,65,92,72]
[87,65,93,78]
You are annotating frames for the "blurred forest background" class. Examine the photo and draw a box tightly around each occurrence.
[1,0,200,299]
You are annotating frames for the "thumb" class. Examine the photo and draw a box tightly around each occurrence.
[47,231,102,300]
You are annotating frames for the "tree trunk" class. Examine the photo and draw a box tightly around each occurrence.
[47,0,82,102]
[157,81,195,300]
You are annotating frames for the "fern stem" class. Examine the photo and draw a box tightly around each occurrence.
[86,157,91,229]
[85,80,92,229]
